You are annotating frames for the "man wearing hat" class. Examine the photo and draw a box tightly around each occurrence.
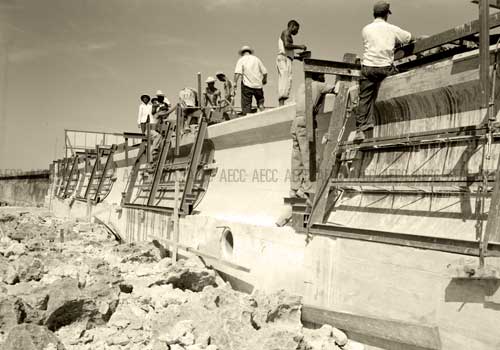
[152,89,172,124]
[234,46,268,116]
[354,1,413,141]
[204,76,221,108]
[216,71,233,105]
[137,94,152,134]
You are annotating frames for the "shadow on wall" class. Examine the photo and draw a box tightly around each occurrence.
[445,278,500,311]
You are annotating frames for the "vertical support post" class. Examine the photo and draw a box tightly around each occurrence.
[479,0,491,267]
[86,197,92,223]
[176,105,182,156]
[146,123,151,164]
[124,137,129,166]
[197,72,202,108]
[172,170,180,262]
[95,145,100,172]
[304,73,316,179]
[480,0,490,113]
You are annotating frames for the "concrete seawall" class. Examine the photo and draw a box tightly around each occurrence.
[0,170,50,206]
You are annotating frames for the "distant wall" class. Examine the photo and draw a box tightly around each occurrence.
[0,171,50,206]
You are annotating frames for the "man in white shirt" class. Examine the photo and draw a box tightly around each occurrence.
[234,46,268,116]
[137,94,152,134]
[355,1,413,140]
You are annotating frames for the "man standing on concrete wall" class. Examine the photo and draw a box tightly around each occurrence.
[234,46,268,116]
[354,1,413,141]
[277,20,307,106]
[291,72,337,200]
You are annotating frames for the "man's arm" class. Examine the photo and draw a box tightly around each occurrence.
[234,73,242,91]
[391,24,412,46]
[258,58,268,85]
[282,31,306,51]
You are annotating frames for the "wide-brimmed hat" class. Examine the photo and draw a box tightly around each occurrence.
[155,89,165,96]
[140,94,150,101]
[206,76,216,83]
[239,45,254,55]
[215,71,225,77]
[374,1,391,15]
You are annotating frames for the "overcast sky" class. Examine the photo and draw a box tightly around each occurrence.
[0,0,478,170]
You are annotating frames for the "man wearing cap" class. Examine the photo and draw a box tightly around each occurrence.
[277,20,307,106]
[137,94,152,134]
[204,77,221,108]
[354,1,413,140]
[234,46,268,116]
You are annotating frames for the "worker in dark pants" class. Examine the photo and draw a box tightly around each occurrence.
[354,1,413,141]
[233,45,268,116]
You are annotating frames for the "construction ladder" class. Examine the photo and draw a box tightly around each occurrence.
[84,145,116,203]
[122,117,208,215]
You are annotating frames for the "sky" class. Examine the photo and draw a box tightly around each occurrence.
[0,0,478,170]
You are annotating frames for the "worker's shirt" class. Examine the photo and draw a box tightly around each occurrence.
[295,81,335,118]
[234,54,268,89]
[204,87,221,107]
[179,88,197,108]
[362,18,412,67]
[278,29,294,60]
[137,102,152,124]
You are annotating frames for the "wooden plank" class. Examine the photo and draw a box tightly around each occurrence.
[395,11,500,59]
[180,118,207,213]
[471,0,500,10]
[92,147,115,203]
[150,235,251,273]
[84,149,100,200]
[305,74,314,143]
[62,156,77,197]
[484,156,500,244]
[308,81,353,225]
[301,305,441,350]
[479,0,491,110]
[172,170,180,262]
[147,126,173,206]
[303,59,361,77]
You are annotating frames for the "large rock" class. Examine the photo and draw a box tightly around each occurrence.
[13,256,44,283]
[44,278,84,331]
[251,289,302,329]
[0,296,26,334]
[2,324,65,350]
[150,258,217,292]
[113,242,165,263]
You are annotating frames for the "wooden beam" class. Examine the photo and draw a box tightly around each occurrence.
[147,126,173,206]
[395,11,500,59]
[471,0,500,10]
[303,59,361,77]
[180,117,208,214]
[308,54,357,225]
[301,305,441,350]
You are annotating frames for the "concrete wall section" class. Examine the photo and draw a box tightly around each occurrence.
[0,171,50,206]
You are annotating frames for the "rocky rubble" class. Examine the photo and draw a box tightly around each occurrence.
[0,207,365,350]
